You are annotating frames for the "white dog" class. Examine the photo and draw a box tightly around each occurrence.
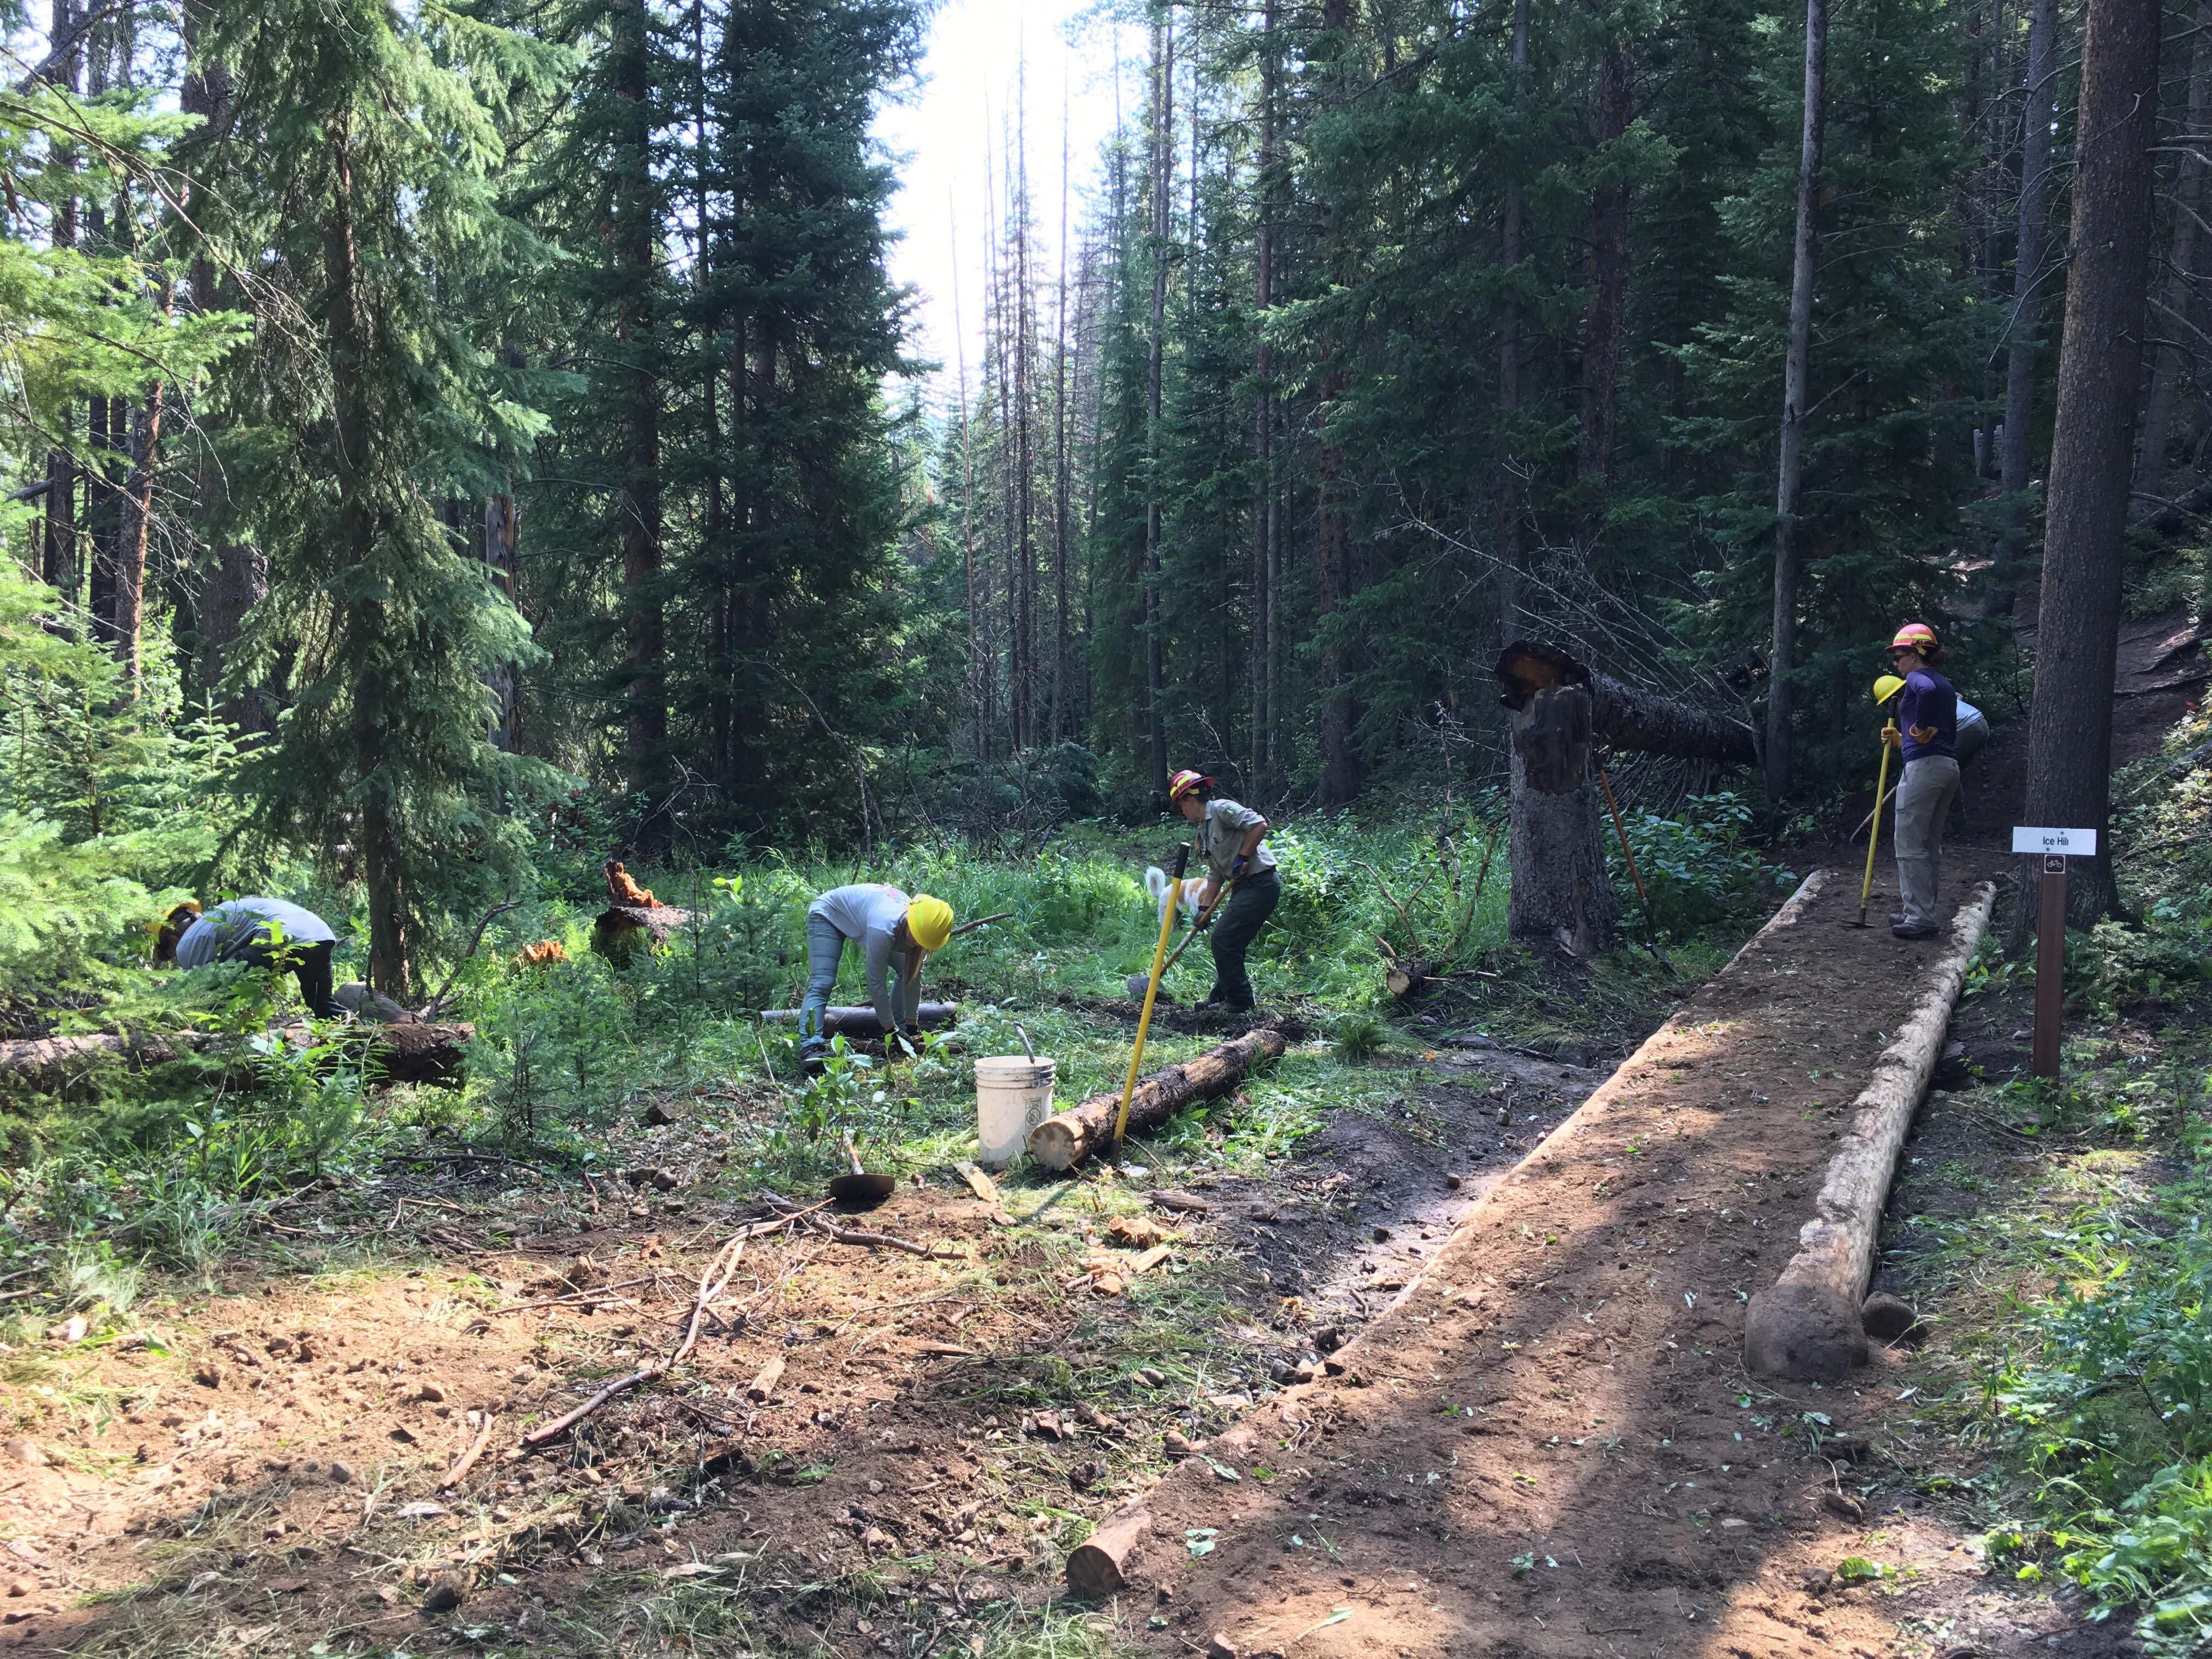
[1145,865,1205,927]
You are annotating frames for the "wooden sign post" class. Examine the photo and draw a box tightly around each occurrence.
[2012,826,2097,1080]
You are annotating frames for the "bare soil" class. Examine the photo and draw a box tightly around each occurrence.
[1097,858,2134,1659]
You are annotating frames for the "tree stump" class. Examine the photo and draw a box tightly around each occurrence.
[1505,684,1618,956]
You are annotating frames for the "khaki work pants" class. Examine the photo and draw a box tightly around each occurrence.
[1893,755,1961,930]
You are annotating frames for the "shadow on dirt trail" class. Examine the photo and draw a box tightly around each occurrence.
[1107,862,2129,1659]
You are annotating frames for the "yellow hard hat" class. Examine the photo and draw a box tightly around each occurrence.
[905,894,954,952]
[1872,674,1906,706]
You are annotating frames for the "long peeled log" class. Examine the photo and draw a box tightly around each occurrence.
[1029,1029,1286,1171]
[1745,880,1997,1380]
[758,1003,958,1038]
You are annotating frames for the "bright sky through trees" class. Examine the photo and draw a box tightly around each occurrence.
[873,0,1130,399]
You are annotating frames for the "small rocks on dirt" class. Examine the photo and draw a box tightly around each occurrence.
[1206,1637,1240,1659]
[1444,1173,1464,1189]
[2,1441,47,1468]
[624,1166,680,1192]
[1135,1367,1166,1388]
[1822,1490,1865,1520]
[193,1362,222,1389]
[1161,1431,1196,1459]
[328,1460,356,1484]
[642,1099,679,1126]
[1371,1224,1392,1242]
[1311,1326,1343,1354]
[420,1573,469,1614]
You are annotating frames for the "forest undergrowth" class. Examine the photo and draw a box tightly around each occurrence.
[1869,704,2212,1655]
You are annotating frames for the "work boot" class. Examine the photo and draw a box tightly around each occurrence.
[1888,912,1907,928]
[1891,920,1939,940]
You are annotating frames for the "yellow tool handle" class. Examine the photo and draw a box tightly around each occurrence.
[1859,720,1896,912]
[1115,845,1188,1146]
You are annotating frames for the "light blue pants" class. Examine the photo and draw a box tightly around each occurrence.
[799,915,847,1054]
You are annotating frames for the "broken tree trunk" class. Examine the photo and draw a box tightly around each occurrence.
[758,1003,959,1038]
[590,903,695,962]
[1744,881,1996,1380]
[0,1023,473,1093]
[1497,640,1758,765]
[1495,641,1759,956]
[1029,1028,1286,1171]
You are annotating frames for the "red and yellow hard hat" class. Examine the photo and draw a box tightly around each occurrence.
[1167,769,1212,803]
[1888,622,1939,653]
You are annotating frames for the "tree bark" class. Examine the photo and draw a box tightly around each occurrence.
[1315,0,1360,808]
[2130,0,2212,517]
[1503,685,1619,955]
[1053,88,1072,746]
[2018,0,2162,931]
[1250,0,1277,789]
[1142,10,1172,797]
[1028,1028,1287,1171]
[0,1023,475,1093]
[484,492,520,750]
[758,1003,958,1037]
[1577,37,1634,539]
[1997,0,2059,612]
[1768,0,1826,804]
[40,0,79,600]
[114,284,170,698]
[613,0,664,819]
[1497,0,1530,648]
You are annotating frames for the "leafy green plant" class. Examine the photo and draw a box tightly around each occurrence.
[1610,793,1792,935]
[1331,1011,1387,1063]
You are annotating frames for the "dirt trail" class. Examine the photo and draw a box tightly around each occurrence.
[1113,858,2069,1659]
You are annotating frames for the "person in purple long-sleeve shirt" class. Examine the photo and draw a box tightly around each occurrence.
[1880,623,1960,939]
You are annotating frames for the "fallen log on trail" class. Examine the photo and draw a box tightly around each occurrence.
[0,1022,473,1092]
[758,1003,958,1037]
[1744,880,1997,1381]
[1028,1028,1286,1171]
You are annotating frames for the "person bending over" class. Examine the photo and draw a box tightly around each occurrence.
[154,897,344,1018]
[1881,623,1960,940]
[799,885,954,1069]
[1167,770,1280,1013]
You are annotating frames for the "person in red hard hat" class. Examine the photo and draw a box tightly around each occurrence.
[1167,769,1279,1012]
[1881,623,1960,940]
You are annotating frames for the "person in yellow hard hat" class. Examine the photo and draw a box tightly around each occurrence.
[1880,623,1960,940]
[1167,769,1279,1012]
[799,885,954,1070]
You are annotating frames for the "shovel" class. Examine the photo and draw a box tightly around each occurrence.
[1848,719,1899,929]
[828,1130,895,1206]
[1113,844,1187,1147]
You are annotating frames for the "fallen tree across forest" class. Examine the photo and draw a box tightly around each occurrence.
[1028,1028,1286,1170]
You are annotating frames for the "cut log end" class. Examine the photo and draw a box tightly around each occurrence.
[1065,1506,1150,1598]
[1029,1120,1085,1173]
[1743,1280,1869,1381]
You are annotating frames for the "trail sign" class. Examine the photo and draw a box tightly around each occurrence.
[2012,826,2097,856]
[2013,826,2096,1078]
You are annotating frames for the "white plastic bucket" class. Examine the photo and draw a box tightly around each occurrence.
[975,1056,1057,1168]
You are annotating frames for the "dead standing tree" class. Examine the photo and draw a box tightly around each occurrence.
[1495,642,1759,957]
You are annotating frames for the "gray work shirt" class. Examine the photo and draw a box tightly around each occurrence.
[1193,798,1276,885]
[174,898,337,968]
[808,884,921,1035]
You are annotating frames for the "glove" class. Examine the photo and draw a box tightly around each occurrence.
[1194,909,1216,933]
[898,1024,924,1054]
[1230,855,1248,878]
